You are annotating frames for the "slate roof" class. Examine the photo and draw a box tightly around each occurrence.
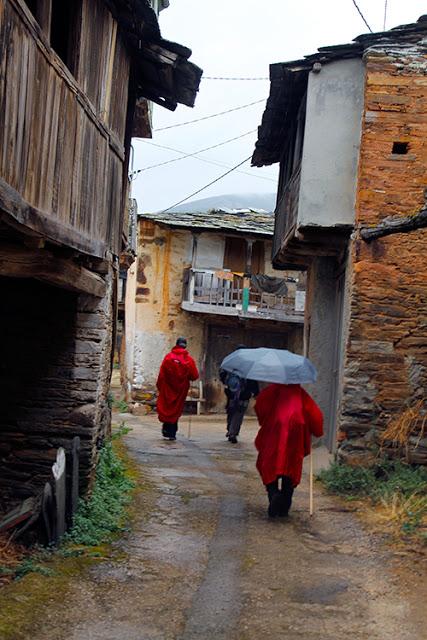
[104,0,202,110]
[139,209,275,237]
[252,15,427,167]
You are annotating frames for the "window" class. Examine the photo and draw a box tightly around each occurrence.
[50,0,82,73]
[251,241,265,275]
[392,141,409,155]
[223,237,247,273]
[23,0,38,16]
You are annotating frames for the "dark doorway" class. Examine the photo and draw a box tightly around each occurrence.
[205,323,289,412]
[0,277,78,506]
[223,237,247,272]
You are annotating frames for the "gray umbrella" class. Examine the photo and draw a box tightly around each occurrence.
[220,348,317,384]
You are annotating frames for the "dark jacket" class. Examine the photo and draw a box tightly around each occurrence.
[219,369,259,404]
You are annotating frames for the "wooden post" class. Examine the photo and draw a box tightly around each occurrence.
[37,0,53,38]
[52,448,67,544]
[309,442,314,517]
[189,269,195,304]
[246,239,254,274]
[71,436,80,519]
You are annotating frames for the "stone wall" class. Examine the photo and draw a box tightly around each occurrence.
[338,46,427,463]
[0,268,115,507]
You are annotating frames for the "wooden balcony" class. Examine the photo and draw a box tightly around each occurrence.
[0,0,129,259]
[182,269,305,323]
[273,167,301,259]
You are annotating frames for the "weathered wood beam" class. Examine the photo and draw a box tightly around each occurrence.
[0,245,107,297]
[36,0,52,38]
[361,208,427,241]
[0,178,108,259]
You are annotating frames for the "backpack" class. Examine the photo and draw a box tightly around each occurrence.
[226,372,242,397]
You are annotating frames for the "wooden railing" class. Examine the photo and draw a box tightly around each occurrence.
[183,269,305,322]
[273,166,301,257]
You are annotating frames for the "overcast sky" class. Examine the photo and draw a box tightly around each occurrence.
[131,0,426,213]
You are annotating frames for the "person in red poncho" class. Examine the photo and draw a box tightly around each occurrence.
[156,337,199,440]
[255,383,323,517]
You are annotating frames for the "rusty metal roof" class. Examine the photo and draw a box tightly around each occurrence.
[252,15,427,167]
[139,209,275,237]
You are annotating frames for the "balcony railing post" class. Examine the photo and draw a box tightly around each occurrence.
[189,269,195,304]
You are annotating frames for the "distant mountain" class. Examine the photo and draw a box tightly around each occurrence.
[164,193,276,214]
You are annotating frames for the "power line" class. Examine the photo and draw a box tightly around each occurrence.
[202,76,269,81]
[351,0,373,32]
[132,130,256,173]
[153,99,266,132]
[160,156,253,214]
[133,137,276,182]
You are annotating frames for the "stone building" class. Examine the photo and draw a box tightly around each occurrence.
[0,0,201,518]
[252,16,427,461]
[123,209,305,412]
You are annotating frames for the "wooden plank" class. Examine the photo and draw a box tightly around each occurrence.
[37,0,52,38]
[361,209,427,241]
[0,177,108,258]
[0,243,107,296]
[0,497,38,533]
[1,0,126,257]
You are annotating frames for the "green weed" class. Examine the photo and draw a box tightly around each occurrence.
[113,398,129,413]
[65,436,135,547]
[319,460,427,541]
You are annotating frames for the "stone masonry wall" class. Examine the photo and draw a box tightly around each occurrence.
[338,45,427,463]
[0,267,115,506]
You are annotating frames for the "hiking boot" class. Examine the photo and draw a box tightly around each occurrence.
[268,491,286,518]
[228,436,238,444]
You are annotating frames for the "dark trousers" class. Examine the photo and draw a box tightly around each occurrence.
[266,475,294,517]
[226,400,249,438]
[162,422,178,438]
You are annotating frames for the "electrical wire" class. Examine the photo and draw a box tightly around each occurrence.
[159,156,253,214]
[132,137,276,182]
[202,76,269,81]
[351,0,373,32]
[132,130,256,173]
[153,99,266,132]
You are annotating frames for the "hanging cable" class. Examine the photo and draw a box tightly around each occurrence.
[351,0,373,32]
[383,0,388,31]
[132,138,276,182]
[152,99,266,132]
[132,130,256,174]
[202,76,269,81]
[159,156,253,214]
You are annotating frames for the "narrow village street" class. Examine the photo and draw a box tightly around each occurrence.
[26,413,425,640]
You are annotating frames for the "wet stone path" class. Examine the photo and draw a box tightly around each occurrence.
[26,415,426,639]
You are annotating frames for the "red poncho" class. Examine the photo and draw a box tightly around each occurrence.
[156,347,199,423]
[255,384,323,488]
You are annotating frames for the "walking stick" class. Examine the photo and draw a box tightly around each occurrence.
[187,412,192,440]
[309,438,314,516]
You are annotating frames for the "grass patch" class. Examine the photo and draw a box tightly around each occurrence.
[112,398,129,413]
[318,460,427,544]
[0,425,141,639]
[66,427,135,546]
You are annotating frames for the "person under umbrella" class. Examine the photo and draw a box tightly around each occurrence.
[219,345,259,444]
[220,347,323,516]
[255,383,323,517]
[156,337,199,440]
